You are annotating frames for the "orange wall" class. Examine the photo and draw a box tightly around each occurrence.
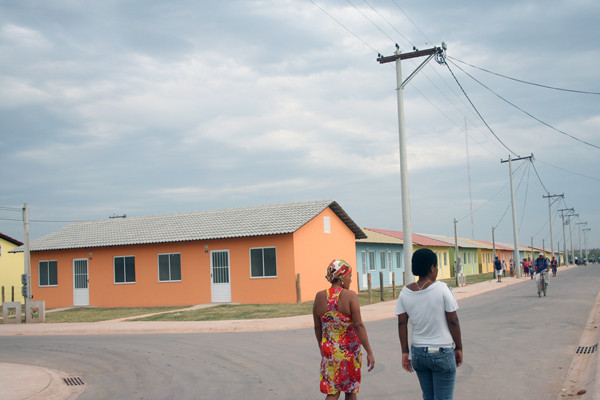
[31,242,210,308]
[29,210,358,308]
[293,208,358,302]
[226,235,297,304]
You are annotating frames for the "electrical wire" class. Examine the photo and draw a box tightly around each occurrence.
[443,61,520,157]
[346,0,396,43]
[493,161,527,229]
[530,158,550,193]
[448,56,600,95]
[447,59,600,150]
[537,159,600,182]
[361,0,415,49]
[517,162,532,233]
[306,0,381,54]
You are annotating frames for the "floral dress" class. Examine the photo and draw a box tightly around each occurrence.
[319,287,362,394]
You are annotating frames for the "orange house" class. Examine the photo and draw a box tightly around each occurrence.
[13,200,366,308]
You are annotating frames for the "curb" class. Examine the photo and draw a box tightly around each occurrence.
[558,284,600,399]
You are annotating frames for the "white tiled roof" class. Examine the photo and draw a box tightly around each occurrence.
[20,200,366,252]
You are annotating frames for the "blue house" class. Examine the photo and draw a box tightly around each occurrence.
[355,228,405,290]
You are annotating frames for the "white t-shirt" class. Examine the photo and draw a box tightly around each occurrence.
[395,281,459,347]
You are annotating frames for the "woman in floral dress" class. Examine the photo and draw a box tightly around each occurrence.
[313,259,375,399]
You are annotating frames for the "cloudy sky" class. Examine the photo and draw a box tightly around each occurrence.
[1,0,599,251]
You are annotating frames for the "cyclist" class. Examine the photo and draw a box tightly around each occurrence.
[533,253,549,294]
[550,257,558,277]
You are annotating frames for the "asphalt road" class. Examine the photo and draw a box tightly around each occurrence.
[0,266,597,399]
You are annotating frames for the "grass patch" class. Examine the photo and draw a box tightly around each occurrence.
[441,272,496,288]
[31,274,496,323]
[45,306,185,323]
[133,302,315,321]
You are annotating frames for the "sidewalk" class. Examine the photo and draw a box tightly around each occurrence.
[0,266,585,399]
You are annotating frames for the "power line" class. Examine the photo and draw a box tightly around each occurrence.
[537,159,600,182]
[443,60,519,157]
[518,162,532,233]
[389,0,431,46]
[361,0,415,49]
[0,206,22,212]
[346,0,396,43]
[494,161,527,229]
[530,158,550,193]
[448,59,600,150]
[449,56,600,95]
[307,0,380,54]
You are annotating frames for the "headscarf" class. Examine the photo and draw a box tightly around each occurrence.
[326,259,352,283]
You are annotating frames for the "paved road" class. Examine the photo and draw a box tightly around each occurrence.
[0,266,597,399]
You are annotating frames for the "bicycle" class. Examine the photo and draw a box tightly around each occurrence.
[537,270,548,298]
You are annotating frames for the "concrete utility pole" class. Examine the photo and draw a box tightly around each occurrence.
[23,203,32,316]
[492,226,496,259]
[501,154,532,277]
[583,228,591,262]
[559,208,573,265]
[377,43,447,284]
[543,194,563,261]
[576,222,587,260]
[566,212,579,263]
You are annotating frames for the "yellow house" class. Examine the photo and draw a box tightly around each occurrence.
[461,239,495,274]
[0,233,24,303]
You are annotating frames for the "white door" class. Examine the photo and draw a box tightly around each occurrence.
[210,250,231,303]
[388,251,393,282]
[73,259,89,306]
[360,252,368,290]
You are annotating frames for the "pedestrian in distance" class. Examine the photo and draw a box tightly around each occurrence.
[522,258,529,277]
[494,256,502,282]
[551,257,558,277]
[313,259,375,400]
[502,259,507,277]
[396,248,463,400]
[529,257,534,279]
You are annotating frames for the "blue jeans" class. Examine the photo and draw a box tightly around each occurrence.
[411,346,456,400]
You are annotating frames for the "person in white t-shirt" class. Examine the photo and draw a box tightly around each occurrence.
[396,248,463,400]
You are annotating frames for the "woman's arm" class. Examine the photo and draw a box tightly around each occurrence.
[397,313,412,372]
[313,293,323,354]
[349,291,375,371]
[445,311,463,367]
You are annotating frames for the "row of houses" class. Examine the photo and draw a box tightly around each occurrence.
[1,200,563,309]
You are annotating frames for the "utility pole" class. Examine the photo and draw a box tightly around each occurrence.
[492,226,496,259]
[23,203,32,320]
[543,194,563,261]
[501,154,532,277]
[559,208,573,265]
[576,222,587,260]
[566,212,579,264]
[377,43,447,284]
[583,228,591,262]
[453,218,464,286]
[465,117,475,239]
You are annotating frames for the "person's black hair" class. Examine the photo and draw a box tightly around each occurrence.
[412,248,438,277]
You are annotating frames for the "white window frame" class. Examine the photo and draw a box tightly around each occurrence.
[39,260,58,287]
[323,216,331,233]
[114,255,136,284]
[395,251,402,269]
[250,247,277,278]
[158,253,182,282]
[361,251,367,274]
[368,251,376,271]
